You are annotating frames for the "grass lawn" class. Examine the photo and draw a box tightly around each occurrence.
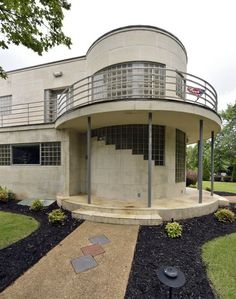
[202,181,236,193]
[202,232,236,299]
[0,211,39,249]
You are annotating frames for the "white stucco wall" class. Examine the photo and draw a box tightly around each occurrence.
[0,58,86,106]
[86,26,187,75]
[0,126,69,199]
[90,126,185,201]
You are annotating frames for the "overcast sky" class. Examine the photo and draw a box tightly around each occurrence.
[0,0,235,111]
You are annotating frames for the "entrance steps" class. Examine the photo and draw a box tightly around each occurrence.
[57,190,229,225]
[59,198,163,225]
[72,209,162,225]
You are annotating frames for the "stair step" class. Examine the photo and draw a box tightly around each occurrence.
[72,209,163,225]
[62,200,162,215]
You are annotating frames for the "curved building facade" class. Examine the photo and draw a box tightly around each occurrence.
[0,26,221,216]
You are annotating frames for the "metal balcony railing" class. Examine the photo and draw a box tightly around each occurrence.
[0,66,218,128]
[57,67,218,118]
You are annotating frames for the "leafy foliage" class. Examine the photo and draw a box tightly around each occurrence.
[30,199,44,211]
[214,209,235,223]
[187,102,236,178]
[0,0,72,78]
[186,170,198,186]
[48,208,66,224]
[165,221,182,238]
[0,186,15,202]
[232,164,236,182]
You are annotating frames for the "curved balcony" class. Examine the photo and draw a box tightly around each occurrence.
[57,64,218,120]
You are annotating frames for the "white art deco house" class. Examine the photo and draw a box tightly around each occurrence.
[0,26,223,224]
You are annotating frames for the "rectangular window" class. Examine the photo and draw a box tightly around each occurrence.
[0,144,11,165]
[0,95,12,116]
[41,142,61,165]
[0,142,61,166]
[175,129,186,182]
[12,144,40,164]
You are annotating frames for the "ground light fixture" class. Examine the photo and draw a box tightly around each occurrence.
[157,266,186,299]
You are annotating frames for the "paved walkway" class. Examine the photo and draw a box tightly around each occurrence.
[0,222,139,299]
[224,196,236,203]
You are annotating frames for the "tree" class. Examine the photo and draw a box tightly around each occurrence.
[0,0,72,78]
[186,102,236,177]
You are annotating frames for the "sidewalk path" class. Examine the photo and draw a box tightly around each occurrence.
[0,222,139,299]
[224,196,236,203]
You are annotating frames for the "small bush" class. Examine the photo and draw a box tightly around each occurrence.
[186,170,198,187]
[223,175,231,182]
[205,187,211,192]
[48,209,66,225]
[165,221,182,238]
[214,175,222,182]
[0,186,15,202]
[30,199,44,211]
[214,209,235,223]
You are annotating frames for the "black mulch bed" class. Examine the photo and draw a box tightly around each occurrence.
[125,205,236,299]
[214,191,236,197]
[0,201,83,293]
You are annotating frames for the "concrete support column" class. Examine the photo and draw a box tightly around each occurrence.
[198,120,203,203]
[148,112,152,208]
[87,116,91,204]
[197,140,200,190]
[211,131,215,196]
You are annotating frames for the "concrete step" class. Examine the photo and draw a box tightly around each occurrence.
[72,209,163,225]
[61,199,161,215]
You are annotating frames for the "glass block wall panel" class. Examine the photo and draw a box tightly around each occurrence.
[92,62,166,101]
[0,144,11,165]
[176,72,185,99]
[92,125,165,166]
[41,142,61,165]
[175,129,186,182]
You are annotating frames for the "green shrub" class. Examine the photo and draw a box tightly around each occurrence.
[205,187,211,192]
[48,209,66,224]
[30,199,44,211]
[0,186,15,202]
[186,170,198,186]
[165,221,182,238]
[214,175,222,182]
[214,209,235,223]
[223,175,231,182]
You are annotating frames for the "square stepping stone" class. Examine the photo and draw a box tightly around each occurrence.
[81,244,105,257]
[89,234,110,245]
[71,255,97,273]
[18,199,55,207]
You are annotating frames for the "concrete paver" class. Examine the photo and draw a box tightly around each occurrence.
[0,221,139,299]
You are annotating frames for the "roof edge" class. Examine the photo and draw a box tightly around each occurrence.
[86,25,188,62]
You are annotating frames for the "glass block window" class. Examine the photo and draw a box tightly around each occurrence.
[0,95,12,116]
[92,125,165,166]
[0,144,11,165]
[176,129,186,182]
[92,62,166,101]
[176,72,185,99]
[41,142,61,165]
[12,144,40,164]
